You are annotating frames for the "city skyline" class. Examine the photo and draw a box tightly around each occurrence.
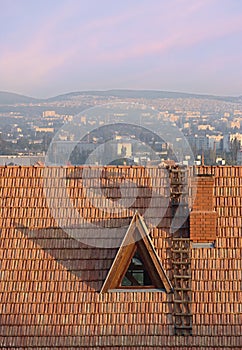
[1,0,242,98]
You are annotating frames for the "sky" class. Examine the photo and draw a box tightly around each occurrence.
[0,0,242,98]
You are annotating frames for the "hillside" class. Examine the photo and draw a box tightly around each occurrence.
[1,89,242,105]
[0,91,41,105]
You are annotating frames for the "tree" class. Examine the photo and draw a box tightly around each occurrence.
[230,138,240,164]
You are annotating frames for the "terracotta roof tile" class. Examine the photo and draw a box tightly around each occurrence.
[0,165,241,348]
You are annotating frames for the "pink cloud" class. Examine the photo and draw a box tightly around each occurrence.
[0,0,241,96]
[88,4,242,65]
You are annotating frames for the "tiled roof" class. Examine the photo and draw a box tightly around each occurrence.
[0,165,241,349]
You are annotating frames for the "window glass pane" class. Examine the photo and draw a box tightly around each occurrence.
[121,251,153,287]
[122,276,131,286]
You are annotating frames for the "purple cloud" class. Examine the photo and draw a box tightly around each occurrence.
[0,0,241,96]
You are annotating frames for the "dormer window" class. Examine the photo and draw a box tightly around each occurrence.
[100,212,173,293]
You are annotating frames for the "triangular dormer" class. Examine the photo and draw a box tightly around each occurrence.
[100,212,173,293]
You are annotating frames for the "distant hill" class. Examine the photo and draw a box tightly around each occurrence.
[43,89,242,103]
[81,89,241,100]
[1,89,242,105]
[0,91,41,105]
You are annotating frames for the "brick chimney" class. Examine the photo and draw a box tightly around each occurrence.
[190,175,217,243]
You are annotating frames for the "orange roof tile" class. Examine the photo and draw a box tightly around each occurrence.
[0,165,241,348]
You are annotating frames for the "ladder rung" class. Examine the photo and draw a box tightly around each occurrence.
[171,250,190,253]
[174,300,192,304]
[174,275,191,279]
[172,238,190,241]
[174,287,191,291]
[175,312,192,316]
[170,169,187,173]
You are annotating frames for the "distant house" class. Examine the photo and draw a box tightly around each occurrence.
[0,165,241,349]
[0,155,45,166]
